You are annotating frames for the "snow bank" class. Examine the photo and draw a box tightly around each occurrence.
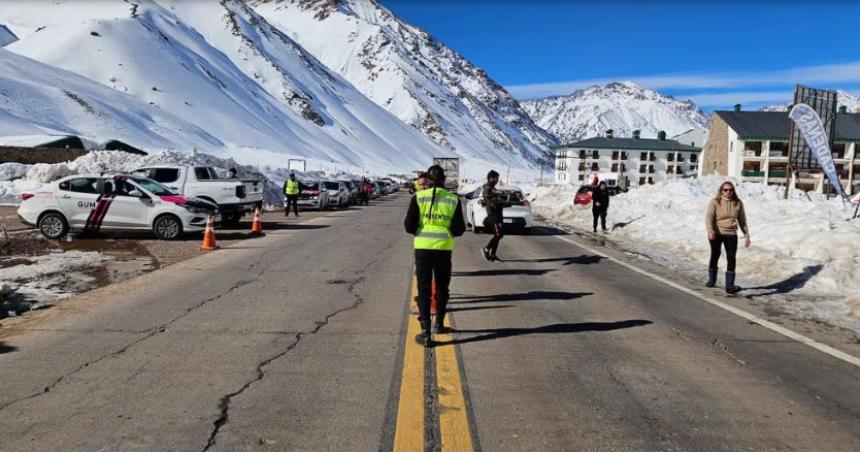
[532,176,860,332]
[0,162,29,181]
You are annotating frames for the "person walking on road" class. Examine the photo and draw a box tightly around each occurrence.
[360,178,371,206]
[481,170,505,262]
[284,173,300,217]
[592,181,610,233]
[705,181,751,294]
[404,164,466,347]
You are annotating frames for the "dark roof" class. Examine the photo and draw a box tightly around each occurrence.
[716,111,860,141]
[555,136,701,152]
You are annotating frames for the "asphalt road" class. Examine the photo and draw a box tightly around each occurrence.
[1,193,859,451]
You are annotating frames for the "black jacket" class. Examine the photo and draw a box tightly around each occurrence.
[482,183,504,221]
[592,188,610,211]
[404,188,466,238]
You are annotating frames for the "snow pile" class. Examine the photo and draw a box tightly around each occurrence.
[26,163,72,183]
[0,163,29,181]
[532,176,860,331]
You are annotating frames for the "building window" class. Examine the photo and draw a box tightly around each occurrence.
[578,174,585,181]
[579,150,586,159]
[640,152,648,160]
[579,162,586,171]
[557,160,567,171]
[611,163,618,172]
[592,150,599,159]
[611,151,619,160]
[690,154,698,163]
[650,153,657,161]
[621,152,628,160]
[744,141,763,157]
[639,177,646,185]
[667,153,675,162]
[677,154,685,163]
[591,162,599,171]
[556,150,567,160]
[607,179,617,186]
[639,164,648,172]
[667,167,675,174]
[833,143,847,159]
[769,141,788,158]
[769,161,788,178]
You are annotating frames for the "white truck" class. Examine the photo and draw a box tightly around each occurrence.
[131,165,263,225]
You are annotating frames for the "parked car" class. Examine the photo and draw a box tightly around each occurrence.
[131,165,263,225]
[464,186,533,234]
[296,181,329,210]
[339,180,359,204]
[323,181,349,208]
[371,182,382,199]
[573,184,624,206]
[18,174,220,240]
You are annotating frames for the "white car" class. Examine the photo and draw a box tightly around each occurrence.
[295,181,330,210]
[323,181,349,209]
[464,186,534,234]
[18,174,220,240]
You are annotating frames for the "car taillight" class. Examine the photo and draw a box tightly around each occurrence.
[235,185,246,199]
[522,200,530,206]
[21,193,34,202]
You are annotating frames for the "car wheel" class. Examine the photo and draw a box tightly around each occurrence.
[153,214,183,240]
[38,212,69,240]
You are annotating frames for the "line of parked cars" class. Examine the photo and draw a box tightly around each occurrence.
[297,177,400,210]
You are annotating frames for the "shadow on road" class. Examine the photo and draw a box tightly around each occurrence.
[447,305,514,313]
[611,215,645,231]
[450,291,591,304]
[453,269,554,277]
[437,320,653,346]
[502,255,604,265]
[528,226,569,236]
[0,341,17,355]
[256,223,331,231]
[744,264,824,298]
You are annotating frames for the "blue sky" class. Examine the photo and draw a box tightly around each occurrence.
[382,1,860,110]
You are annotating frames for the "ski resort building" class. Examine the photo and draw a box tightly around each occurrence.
[700,107,860,194]
[553,130,701,189]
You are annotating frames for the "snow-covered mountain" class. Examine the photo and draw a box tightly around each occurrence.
[252,0,556,165]
[761,90,860,113]
[0,0,453,172]
[520,81,710,144]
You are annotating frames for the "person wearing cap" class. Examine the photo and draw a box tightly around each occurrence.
[481,170,505,261]
[284,173,300,217]
[404,164,466,347]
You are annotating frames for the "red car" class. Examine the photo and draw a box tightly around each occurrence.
[573,185,594,205]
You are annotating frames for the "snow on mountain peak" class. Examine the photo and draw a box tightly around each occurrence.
[252,0,557,165]
[761,90,860,113]
[521,81,709,144]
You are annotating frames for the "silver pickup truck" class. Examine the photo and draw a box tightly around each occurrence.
[132,165,263,225]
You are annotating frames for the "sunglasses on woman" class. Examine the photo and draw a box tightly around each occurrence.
[722,188,734,192]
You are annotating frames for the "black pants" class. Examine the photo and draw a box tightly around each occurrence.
[592,208,607,231]
[709,234,738,272]
[485,221,504,256]
[360,193,369,206]
[285,195,299,216]
[415,249,452,327]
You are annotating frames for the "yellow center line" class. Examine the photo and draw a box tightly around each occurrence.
[435,317,475,452]
[394,278,425,452]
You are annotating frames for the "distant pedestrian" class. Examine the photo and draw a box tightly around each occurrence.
[284,173,300,217]
[404,164,466,347]
[592,181,609,233]
[360,178,371,206]
[481,170,504,262]
[228,168,238,179]
[705,181,751,293]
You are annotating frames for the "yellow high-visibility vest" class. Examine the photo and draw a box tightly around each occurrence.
[414,187,458,251]
[285,179,299,195]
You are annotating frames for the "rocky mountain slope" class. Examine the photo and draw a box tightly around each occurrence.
[520,81,709,144]
[761,90,860,113]
[252,0,556,165]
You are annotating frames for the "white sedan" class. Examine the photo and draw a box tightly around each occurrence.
[18,174,220,240]
[464,186,534,234]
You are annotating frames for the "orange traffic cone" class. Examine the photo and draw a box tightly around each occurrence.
[200,214,219,250]
[251,207,263,235]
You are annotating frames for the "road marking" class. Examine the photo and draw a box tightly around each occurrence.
[552,232,860,369]
[393,279,424,452]
[435,316,475,452]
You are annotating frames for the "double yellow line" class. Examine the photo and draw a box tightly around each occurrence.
[393,278,475,452]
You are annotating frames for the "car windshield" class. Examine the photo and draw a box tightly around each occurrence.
[577,186,593,193]
[324,182,339,190]
[130,177,175,196]
[302,182,320,191]
[496,190,524,203]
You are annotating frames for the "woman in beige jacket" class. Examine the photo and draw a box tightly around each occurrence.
[705,181,751,293]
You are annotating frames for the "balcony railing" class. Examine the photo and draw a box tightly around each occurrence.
[742,170,765,177]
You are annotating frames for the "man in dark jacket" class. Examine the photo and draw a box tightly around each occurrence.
[404,164,466,347]
[481,170,504,261]
[592,181,610,233]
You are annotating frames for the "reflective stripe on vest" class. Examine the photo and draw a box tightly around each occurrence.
[285,179,299,195]
[414,187,458,251]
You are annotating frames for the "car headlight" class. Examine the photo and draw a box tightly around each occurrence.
[182,205,212,214]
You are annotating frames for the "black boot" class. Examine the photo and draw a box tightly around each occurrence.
[706,268,717,287]
[415,321,432,347]
[725,271,741,294]
[432,313,452,334]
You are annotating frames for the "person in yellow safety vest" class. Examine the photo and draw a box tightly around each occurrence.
[404,164,466,347]
[283,173,301,217]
